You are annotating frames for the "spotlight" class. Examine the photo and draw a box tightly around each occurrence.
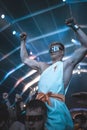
[30,51,33,55]
[1,14,5,19]
[23,104,26,107]
[71,39,76,43]
[77,70,81,75]
[62,0,66,2]
[71,38,80,45]
[12,30,16,35]
[77,65,81,75]
[78,65,81,69]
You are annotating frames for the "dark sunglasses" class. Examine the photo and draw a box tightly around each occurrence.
[26,115,43,122]
[49,46,63,53]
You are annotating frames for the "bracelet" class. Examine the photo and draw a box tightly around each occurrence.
[72,24,80,32]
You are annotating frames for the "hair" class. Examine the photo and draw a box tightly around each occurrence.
[75,114,86,124]
[26,99,47,116]
[49,42,65,51]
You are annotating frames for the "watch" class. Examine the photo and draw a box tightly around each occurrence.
[73,24,80,32]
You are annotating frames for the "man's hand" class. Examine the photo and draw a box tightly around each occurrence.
[65,17,80,32]
[65,17,77,27]
[20,32,27,41]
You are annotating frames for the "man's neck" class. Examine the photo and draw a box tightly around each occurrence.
[52,57,62,64]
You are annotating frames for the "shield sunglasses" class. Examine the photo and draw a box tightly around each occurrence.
[49,45,63,53]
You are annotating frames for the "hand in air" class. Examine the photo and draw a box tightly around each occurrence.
[20,32,27,41]
[65,17,77,27]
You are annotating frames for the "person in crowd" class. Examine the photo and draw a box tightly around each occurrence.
[0,102,10,130]
[2,92,16,126]
[74,113,87,130]
[25,99,47,130]
[2,92,11,108]
[15,94,26,124]
[20,17,87,130]
[9,94,26,130]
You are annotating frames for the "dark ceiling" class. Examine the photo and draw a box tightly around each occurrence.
[0,0,87,109]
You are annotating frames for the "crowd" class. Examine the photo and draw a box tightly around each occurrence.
[0,92,87,130]
[0,92,47,130]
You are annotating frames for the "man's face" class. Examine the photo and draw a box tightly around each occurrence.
[25,107,45,130]
[49,45,64,59]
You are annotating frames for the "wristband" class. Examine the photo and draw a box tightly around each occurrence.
[71,24,80,32]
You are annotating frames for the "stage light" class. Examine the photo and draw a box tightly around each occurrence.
[23,104,26,107]
[30,51,33,55]
[12,30,16,35]
[78,65,81,69]
[71,39,76,43]
[77,70,81,75]
[71,38,80,45]
[62,0,66,2]
[1,14,5,19]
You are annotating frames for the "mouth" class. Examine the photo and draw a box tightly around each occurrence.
[51,52,57,55]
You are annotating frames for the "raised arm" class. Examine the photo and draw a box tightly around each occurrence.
[65,18,87,67]
[20,32,48,73]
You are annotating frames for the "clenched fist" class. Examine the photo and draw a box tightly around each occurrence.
[20,32,27,41]
[65,17,77,27]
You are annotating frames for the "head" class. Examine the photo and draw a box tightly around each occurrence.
[2,92,8,99]
[25,99,47,130]
[15,93,22,102]
[49,42,65,62]
[74,114,86,126]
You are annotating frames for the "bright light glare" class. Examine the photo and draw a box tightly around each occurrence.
[71,38,80,45]
[1,14,5,19]
[12,31,16,35]
[23,75,40,93]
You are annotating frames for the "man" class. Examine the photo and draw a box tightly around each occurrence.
[74,113,87,130]
[25,99,47,130]
[20,18,87,130]
[0,102,9,130]
[2,92,11,108]
[15,94,26,124]
[2,92,16,126]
